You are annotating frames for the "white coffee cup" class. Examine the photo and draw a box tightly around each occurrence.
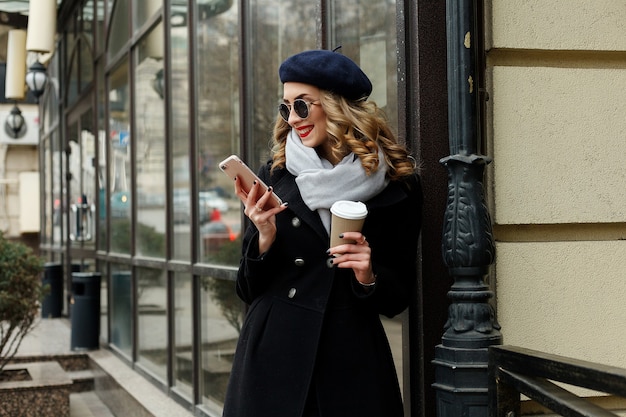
[329,200,368,248]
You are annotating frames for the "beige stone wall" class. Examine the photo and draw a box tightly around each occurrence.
[486,0,626,370]
[0,103,40,238]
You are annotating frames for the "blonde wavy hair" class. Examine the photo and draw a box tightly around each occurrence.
[270,90,416,181]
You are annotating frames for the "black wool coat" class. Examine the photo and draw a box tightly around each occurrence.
[222,162,423,417]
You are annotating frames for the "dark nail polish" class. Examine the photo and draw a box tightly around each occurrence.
[267,186,273,193]
[325,249,330,255]
[338,233,344,239]
[253,180,257,185]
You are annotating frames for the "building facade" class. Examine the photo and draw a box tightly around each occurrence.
[31,1,449,416]
[0,0,623,416]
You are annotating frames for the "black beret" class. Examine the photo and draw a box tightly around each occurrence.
[279,50,372,101]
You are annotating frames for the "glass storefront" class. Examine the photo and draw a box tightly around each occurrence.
[38,0,416,415]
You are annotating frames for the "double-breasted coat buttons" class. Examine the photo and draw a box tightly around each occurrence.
[288,288,297,298]
[294,258,305,267]
[291,217,301,228]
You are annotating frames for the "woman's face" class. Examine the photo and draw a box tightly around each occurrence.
[282,82,329,152]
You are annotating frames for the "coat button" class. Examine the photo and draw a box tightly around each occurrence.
[294,258,305,267]
[288,288,297,298]
[291,217,301,228]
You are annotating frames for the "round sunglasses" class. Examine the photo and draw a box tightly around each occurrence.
[278,99,320,122]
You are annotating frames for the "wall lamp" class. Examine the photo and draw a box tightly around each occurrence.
[25,61,48,102]
[5,104,26,139]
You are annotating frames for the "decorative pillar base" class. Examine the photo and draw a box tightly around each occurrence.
[433,345,491,417]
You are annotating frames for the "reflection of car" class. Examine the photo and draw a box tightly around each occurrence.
[173,189,230,223]
[201,220,238,253]
[199,191,229,214]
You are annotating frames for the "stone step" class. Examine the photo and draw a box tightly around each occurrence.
[11,353,95,393]
[66,368,95,393]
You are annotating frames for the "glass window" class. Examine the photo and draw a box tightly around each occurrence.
[135,25,166,258]
[199,276,240,414]
[170,0,190,261]
[110,264,132,354]
[43,138,52,244]
[330,0,398,131]
[137,266,168,381]
[97,60,107,250]
[76,110,96,248]
[107,0,129,61]
[80,0,94,91]
[52,130,63,246]
[195,1,240,265]
[247,1,318,167]
[108,60,131,254]
[134,0,161,32]
[173,272,193,399]
[95,0,105,55]
[331,0,403,392]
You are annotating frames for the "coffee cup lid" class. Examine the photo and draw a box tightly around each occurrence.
[330,200,368,220]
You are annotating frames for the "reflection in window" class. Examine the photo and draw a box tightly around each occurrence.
[137,266,168,381]
[195,1,241,266]
[110,264,132,355]
[248,0,317,168]
[173,272,193,398]
[107,0,129,61]
[108,60,131,254]
[332,0,403,392]
[170,1,190,261]
[331,0,399,132]
[135,25,166,258]
[200,276,240,414]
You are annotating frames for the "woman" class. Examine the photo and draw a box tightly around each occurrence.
[223,49,422,417]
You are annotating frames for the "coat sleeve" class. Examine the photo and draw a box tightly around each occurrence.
[235,163,279,304]
[358,174,423,318]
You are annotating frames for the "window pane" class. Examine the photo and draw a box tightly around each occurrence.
[107,0,129,61]
[170,3,190,260]
[199,276,240,413]
[110,264,132,355]
[331,0,403,392]
[135,25,166,258]
[173,272,193,398]
[195,2,240,265]
[331,0,398,131]
[137,266,168,381]
[109,60,131,254]
[80,110,96,248]
[97,60,107,250]
[43,138,52,244]
[52,130,63,246]
[247,1,318,167]
[134,0,161,32]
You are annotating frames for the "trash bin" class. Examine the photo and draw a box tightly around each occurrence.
[41,262,63,318]
[70,272,101,350]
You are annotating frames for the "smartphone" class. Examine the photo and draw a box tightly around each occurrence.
[219,155,283,209]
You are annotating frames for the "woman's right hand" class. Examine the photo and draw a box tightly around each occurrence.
[235,177,287,254]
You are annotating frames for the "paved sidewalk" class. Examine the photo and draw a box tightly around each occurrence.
[16,317,116,417]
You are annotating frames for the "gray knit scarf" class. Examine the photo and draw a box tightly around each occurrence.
[285,129,388,234]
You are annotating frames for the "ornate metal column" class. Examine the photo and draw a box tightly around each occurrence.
[432,0,502,415]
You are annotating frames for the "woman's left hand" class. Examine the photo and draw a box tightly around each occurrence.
[328,232,376,285]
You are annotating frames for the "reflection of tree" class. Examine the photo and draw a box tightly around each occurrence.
[110,218,166,294]
[201,276,242,333]
[200,237,243,333]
